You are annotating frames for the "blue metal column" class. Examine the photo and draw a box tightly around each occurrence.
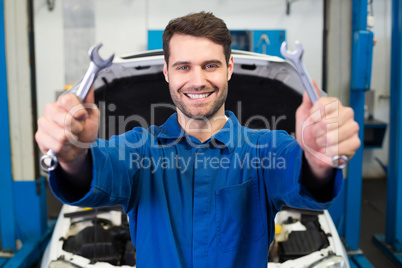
[0,0,16,251]
[386,0,402,252]
[345,0,373,251]
[372,0,402,265]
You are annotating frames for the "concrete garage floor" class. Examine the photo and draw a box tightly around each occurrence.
[360,179,399,268]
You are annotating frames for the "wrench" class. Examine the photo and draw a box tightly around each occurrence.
[40,43,114,172]
[280,40,348,169]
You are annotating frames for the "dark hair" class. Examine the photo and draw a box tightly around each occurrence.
[162,12,232,66]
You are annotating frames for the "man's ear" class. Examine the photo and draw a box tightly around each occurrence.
[163,60,169,83]
[227,55,234,81]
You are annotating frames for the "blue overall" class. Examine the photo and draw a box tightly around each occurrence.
[50,111,343,267]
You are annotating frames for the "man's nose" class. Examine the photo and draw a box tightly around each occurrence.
[190,68,206,88]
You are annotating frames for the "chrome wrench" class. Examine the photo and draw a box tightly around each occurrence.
[40,43,114,171]
[280,40,348,169]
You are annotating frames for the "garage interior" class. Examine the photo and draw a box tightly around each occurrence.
[1,0,402,267]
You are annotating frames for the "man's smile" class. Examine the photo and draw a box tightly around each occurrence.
[183,92,214,100]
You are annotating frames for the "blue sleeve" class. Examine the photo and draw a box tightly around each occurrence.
[49,128,148,213]
[259,130,343,212]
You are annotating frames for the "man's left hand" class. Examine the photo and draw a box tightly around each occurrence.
[295,90,361,179]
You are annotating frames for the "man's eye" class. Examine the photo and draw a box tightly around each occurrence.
[205,64,217,69]
[178,66,189,70]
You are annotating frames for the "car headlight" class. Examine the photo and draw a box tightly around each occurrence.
[48,260,83,268]
[308,255,345,268]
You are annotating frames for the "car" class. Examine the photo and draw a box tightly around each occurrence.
[41,49,349,268]
[41,205,135,268]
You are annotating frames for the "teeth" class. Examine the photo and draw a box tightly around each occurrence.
[186,93,210,99]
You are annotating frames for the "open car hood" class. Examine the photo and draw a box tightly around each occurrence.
[90,49,310,140]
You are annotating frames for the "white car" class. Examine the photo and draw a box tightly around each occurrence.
[41,49,349,268]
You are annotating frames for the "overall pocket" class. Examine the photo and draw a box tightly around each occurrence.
[215,177,265,252]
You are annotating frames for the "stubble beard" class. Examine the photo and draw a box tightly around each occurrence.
[171,83,228,121]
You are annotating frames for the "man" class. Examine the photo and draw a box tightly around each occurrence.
[36,12,360,267]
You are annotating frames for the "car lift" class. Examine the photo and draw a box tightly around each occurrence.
[329,0,402,267]
[0,0,15,262]
[372,0,402,266]
[0,1,53,267]
[326,0,375,267]
[344,0,374,266]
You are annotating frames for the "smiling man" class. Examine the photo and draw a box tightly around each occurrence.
[163,32,233,142]
[36,12,360,267]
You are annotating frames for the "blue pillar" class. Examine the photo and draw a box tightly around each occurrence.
[372,2,402,261]
[345,0,373,250]
[0,0,16,251]
[373,1,402,265]
[385,0,402,253]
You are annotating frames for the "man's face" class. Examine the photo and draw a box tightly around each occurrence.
[163,34,234,121]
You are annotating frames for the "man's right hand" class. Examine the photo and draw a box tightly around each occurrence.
[35,88,99,175]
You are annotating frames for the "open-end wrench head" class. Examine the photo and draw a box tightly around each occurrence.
[280,41,289,57]
[88,43,103,57]
[280,41,304,62]
[294,40,304,55]
[89,43,114,68]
